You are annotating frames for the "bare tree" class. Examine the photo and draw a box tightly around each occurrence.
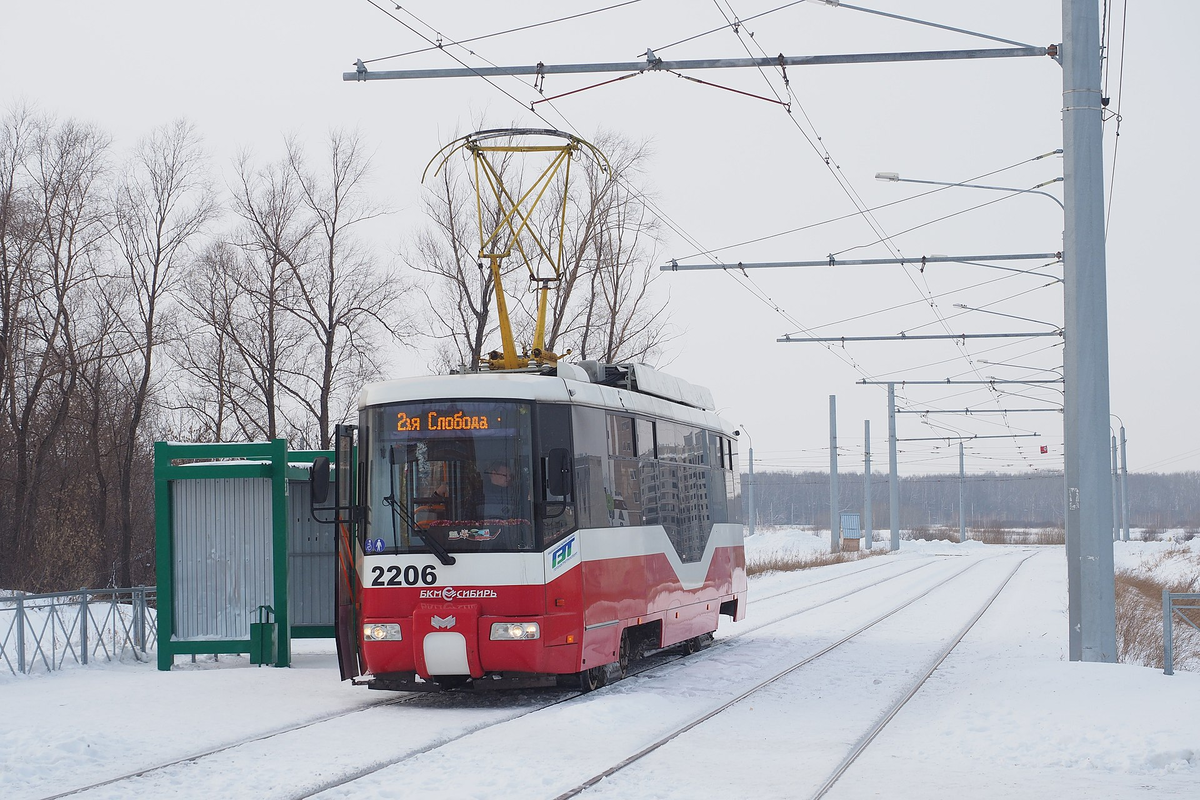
[108,119,214,585]
[544,132,672,364]
[170,240,308,444]
[225,147,317,441]
[412,130,672,372]
[73,289,131,584]
[408,161,504,372]
[169,242,240,441]
[0,111,111,587]
[227,131,412,448]
[282,131,412,447]
[572,178,671,363]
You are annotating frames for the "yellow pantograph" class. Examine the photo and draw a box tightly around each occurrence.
[424,129,610,370]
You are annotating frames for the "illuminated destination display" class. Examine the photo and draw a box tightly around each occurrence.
[396,410,492,432]
[382,401,526,440]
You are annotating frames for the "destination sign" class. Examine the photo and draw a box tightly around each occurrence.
[382,401,527,440]
[396,410,492,432]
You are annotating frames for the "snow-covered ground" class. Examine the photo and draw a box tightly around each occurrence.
[2,531,1197,799]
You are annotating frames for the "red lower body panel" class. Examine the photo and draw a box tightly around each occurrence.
[358,544,745,681]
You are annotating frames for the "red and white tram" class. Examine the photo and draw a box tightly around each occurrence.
[315,361,746,691]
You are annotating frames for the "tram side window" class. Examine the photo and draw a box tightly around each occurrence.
[657,421,684,462]
[572,413,742,539]
[677,430,710,561]
[638,423,702,562]
[572,406,609,529]
[606,414,643,526]
[607,415,635,458]
[707,437,730,529]
[537,403,576,547]
[728,440,742,524]
[684,426,706,465]
[636,419,655,459]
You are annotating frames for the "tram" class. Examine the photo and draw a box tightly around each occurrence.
[312,361,746,691]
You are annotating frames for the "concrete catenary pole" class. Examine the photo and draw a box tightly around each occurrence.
[888,383,900,551]
[1062,0,1117,662]
[1112,435,1120,542]
[1120,426,1130,541]
[959,441,967,543]
[829,395,841,553]
[864,420,873,550]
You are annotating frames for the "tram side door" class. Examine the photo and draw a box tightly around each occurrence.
[332,424,362,681]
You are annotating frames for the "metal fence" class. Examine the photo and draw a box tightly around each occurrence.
[1162,591,1200,676]
[0,587,156,675]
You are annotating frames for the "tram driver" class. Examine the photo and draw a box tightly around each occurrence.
[479,461,517,520]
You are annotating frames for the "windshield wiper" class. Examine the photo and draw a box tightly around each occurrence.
[382,495,456,566]
[386,448,456,566]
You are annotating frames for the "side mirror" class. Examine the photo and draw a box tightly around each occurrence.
[547,447,572,497]
[310,456,331,504]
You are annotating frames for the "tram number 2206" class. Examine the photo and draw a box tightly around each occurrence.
[370,564,438,587]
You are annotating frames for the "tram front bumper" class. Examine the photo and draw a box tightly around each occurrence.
[360,608,581,679]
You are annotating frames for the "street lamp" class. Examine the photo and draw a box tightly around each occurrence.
[1110,414,1130,542]
[875,170,1065,284]
[953,303,1063,332]
[874,172,1065,211]
[978,359,1063,376]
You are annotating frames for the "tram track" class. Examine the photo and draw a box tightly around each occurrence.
[37,693,429,800]
[617,555,945,682]
[286,556,957,799]
[731,556,942,637]
[41,551,976,800]
[808,551,1038,800]
[293,553,1002,799]
[748,553,900,605]
[553,550,1039,800]
[607,555,942,684]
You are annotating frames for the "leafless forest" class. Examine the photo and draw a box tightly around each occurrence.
[0,109,671,591]
[746,470,1200,532]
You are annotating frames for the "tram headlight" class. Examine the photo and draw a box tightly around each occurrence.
[489,621,540,640]
[363,623,402,641]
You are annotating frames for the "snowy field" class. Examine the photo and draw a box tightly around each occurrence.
[2,530,1198,799]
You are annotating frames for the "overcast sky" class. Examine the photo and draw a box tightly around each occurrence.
[4,1,1196,476]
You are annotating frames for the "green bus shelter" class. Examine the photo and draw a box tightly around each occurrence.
[154,440,334,670]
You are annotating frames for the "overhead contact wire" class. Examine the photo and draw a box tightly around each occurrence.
[718,1,1040,464]
[362,1,645,64]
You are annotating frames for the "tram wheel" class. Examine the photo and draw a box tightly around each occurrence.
[682,636,701,654]
[578,666,607,692]
[615,631,630,680]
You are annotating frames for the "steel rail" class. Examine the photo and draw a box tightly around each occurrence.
[44,558,926,800]
[551,553,1010,799]
[40,694,425,800]
[810,551,1037,799]
[286,695,581,800]
[54,553,970,800]
[290,556,948,799]
[736,559,939,630]
[748,554,904,604]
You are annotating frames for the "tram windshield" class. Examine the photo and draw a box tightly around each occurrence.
[364,400,535,554]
